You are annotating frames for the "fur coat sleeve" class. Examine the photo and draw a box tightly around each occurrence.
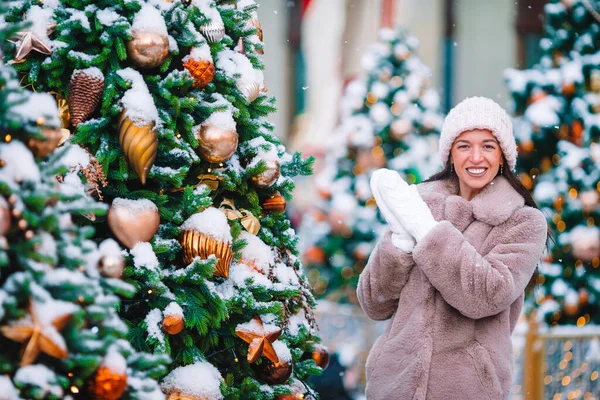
[357,231,415,321]
[412,206,547,319]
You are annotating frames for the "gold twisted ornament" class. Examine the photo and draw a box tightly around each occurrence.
[118,112,158,185]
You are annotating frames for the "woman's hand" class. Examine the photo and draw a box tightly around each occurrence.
[370,168,437,242]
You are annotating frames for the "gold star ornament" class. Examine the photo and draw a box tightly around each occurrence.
[235,315,282,363]
[9,24,56,62]
[1,299,76,366]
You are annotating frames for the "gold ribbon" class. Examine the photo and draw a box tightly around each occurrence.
[220,198,260,235]
[50,92,71,145]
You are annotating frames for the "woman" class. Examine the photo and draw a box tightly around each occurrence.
[358,97,548,400]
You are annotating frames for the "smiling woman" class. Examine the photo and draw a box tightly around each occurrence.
[358,97,549,400]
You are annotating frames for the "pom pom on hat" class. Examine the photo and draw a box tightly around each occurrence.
[439,97,517,170]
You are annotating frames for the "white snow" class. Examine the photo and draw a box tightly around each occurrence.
[111,197,158,214]
[130,242,160,271]
[161,362,223,399]
[14,364,62,397]
[183,45,212,64]
[131,4,168,36]
[200,110,236,132]
[272,340,292,363]
[145,308,165,347]
[0,141,41,184]
[239,231,274,274]
[180,207,232,243]
[117,68,161,128]
[102,347,127,375]
[0,376,18,400]
[96,9,121,26]
[163,301,184,318]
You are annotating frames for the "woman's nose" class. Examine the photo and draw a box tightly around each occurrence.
[470,148,483,162]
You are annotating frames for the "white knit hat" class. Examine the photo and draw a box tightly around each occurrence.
[439,96,517,170]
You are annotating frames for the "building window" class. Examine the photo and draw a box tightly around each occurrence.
[516,0,545,68]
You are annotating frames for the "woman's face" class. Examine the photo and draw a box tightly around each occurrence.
[450,129,503,200]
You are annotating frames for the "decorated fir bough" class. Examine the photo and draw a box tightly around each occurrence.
[2,0,326,399]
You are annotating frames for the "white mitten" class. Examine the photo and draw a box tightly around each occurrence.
[371,169,415,252]
[371,169,437,242]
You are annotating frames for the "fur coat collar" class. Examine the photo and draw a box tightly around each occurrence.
[417,176,525,231]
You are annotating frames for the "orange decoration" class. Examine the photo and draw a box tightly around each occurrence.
[88,366,127,400]
[262,193,286,213]
[303,246,325,265]
[310,344,330,370]
[184,58,215,88]
[571,120,583,145]
[1,300,73,366]
[162,314,185,335]
[235,315,282,364]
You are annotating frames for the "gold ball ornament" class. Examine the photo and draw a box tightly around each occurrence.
[162,314,185,335]
[276,380,316,400]
[119,111,158,185]
[87,363,127,400]
[253,160,280,188]
[580,190,598,213]
[253,360,293,385]
[195,124,239,163]
[310,343,330,370]
[180,229,233,278]
[262,193,286,213]
[126,30,169,69]
[184,57,215,88]
[200,21,226,43]
[0,197,11,236]
[27,127,63,158]
[97,254,125,279]
[107,199,160,249]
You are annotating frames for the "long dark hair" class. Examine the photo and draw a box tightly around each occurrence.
[423,158,552,293]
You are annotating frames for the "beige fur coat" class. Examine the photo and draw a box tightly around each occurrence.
[357,176,547,400]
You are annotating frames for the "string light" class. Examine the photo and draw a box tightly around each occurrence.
[36,116,46,125]
[148,290,153,294]
[70,386,79,394]
[577,317,586,327]
[569,188,578,199]
[4,134,11,142]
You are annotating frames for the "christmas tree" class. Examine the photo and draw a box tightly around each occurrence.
[3,0,323,399]
[298,27,443,304]
[0,25,167,400]
[505,0,600,327]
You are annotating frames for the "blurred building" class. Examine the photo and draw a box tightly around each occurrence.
[258,0,545,150]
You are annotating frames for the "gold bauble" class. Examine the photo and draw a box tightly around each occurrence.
[119,112,158,185]
[166,392,212,400]
[253,360,293,385]
[180,230,233,278]
[126,30,169,69]
[98,254,125,279]
[196,124,238,163]
[253,160,280,188]
[162,314,185,335]
[0,197,10,236]
[27,127,63,158]
[87,365,127,400]
[275,380,316,400]
[107,199,160,249]
[310,344,330,370]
